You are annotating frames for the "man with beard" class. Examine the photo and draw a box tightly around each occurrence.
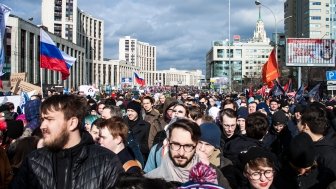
[10,94,124,189]
[145,119,201,183]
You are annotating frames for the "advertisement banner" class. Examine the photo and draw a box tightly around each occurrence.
[121,77,132,83]
[286,38,336,67]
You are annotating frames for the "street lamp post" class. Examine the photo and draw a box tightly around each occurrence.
[255,1,278,73]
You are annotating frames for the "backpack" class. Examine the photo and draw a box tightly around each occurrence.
[122,160,142,172]
[152,130,167,168]
[126,129,145,168]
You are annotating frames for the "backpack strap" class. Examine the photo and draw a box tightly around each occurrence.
[154,141,164,168]
[123,160,142,172]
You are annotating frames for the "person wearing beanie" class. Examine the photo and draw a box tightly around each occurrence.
[286,104,306,138]
[197,123,231,170]
[237,107,248,135]
[280,100,291,118]
[240,146,277,189]
[263,110,292,162]
[275,132,323,189]
[124,100,150,164]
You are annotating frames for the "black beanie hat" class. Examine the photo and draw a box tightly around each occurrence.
[127,101,142,115]
[6,120,24,139]
[272,110,288,126]
[288,132,315,168]
[240,146,276,167]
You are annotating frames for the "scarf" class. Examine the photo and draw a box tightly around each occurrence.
[145,152,200,183]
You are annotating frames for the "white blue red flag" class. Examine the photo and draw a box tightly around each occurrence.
[40,29,75,80]
[0,4,11,76]
[134,72,145,86]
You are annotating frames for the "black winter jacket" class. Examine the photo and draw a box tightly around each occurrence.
[10,131,124,189]
[314,136,336,185]
[124,117,150,160]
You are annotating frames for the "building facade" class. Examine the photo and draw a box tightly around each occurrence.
[206,10,273,91]
[285,0,335,39]
[6,15,85,90]
[119,36,157,86]
[41,0,104,85]
[284,0,336,86]
[96,59,203,88]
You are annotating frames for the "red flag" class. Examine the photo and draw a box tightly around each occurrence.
[0,79,3,89]
[262,49,280,84]
[267,81,274,88]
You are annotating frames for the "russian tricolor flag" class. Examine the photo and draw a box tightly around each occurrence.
[40,29,75,80]
[134,72,145,86]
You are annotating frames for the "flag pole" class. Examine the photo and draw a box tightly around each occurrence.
[39,28,43,99]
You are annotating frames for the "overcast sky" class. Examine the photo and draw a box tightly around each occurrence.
[3,0,284,72]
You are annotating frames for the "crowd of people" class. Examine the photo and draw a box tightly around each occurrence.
[1,88,336,189]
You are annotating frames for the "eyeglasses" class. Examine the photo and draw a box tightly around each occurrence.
[223,124,236,128]
[247,170,274,180]
[169,142,196,152]
[173,110,184,114]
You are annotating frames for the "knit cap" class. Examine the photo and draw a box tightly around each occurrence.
[237,107,248,119]
[127,100,142,115]
[199,122,221,148]
[272,110,288,126]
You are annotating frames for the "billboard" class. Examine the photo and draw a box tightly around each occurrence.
[210,77,229,85]
[121,77,132,83]
[286,38,336,67]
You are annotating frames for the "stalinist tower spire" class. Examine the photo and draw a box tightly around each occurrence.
[252,6,270,43]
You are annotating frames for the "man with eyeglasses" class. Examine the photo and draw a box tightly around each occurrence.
[221,110,269,166]
[145,119,202,183]
[220,108,238,140]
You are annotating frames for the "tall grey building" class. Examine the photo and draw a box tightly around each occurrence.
[285,0,335,39]
[284,0,336,85]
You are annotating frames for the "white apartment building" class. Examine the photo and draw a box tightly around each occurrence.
[119,36,156,86]
[41,0,104,85]
[206,8,273,90]
[96,59,203,88]
[155,68,203,87]
[6,15,85,89]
